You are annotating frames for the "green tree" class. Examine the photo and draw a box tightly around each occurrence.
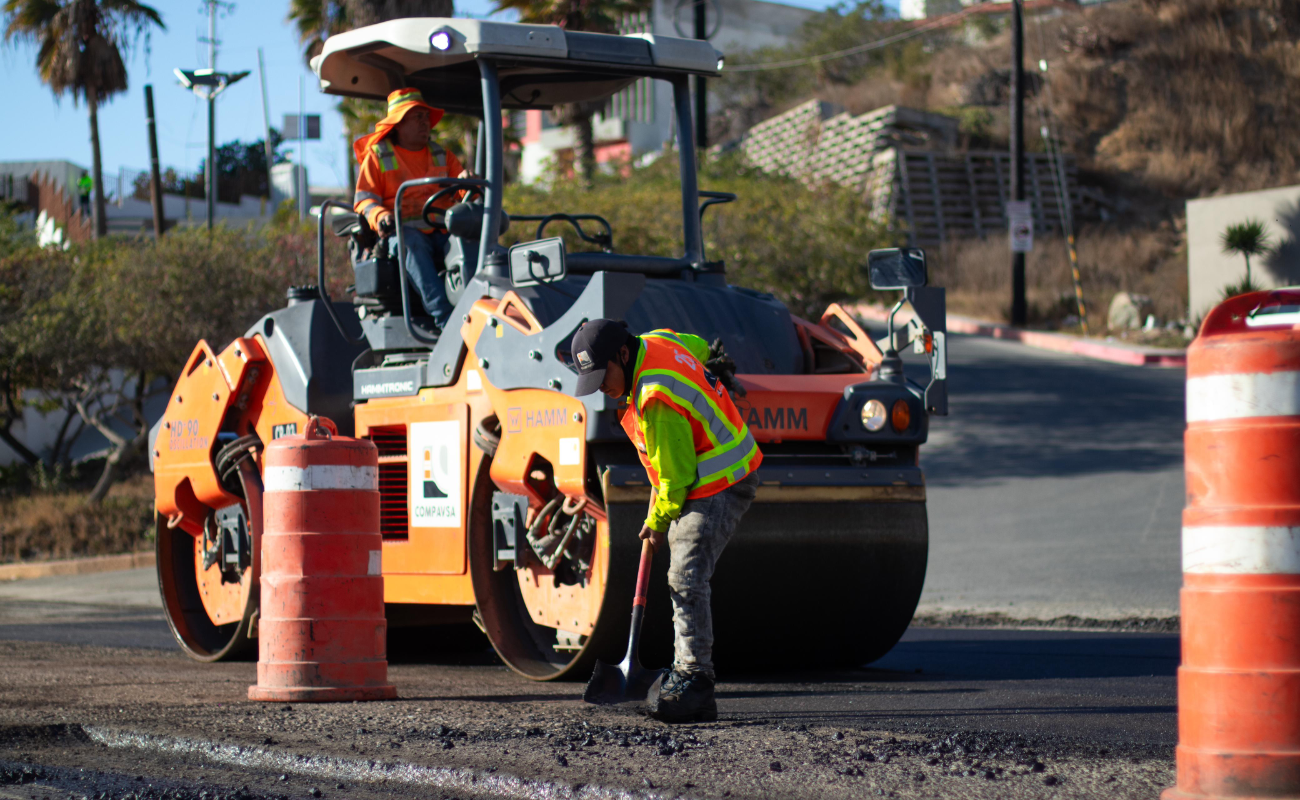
[3,0,164,239]
[491,0,649,184]
[1221,218,1271,287]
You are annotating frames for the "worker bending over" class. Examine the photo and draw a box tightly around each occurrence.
[571,320,762,723]
[353,88,470,330]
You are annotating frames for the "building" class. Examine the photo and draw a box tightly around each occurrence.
[0,160,310,240]
[517,0,816,182]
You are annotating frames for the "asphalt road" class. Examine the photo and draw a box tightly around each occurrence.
[914,334,1186,620]
[0,332,1188,798]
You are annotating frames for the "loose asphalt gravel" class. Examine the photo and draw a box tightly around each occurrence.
[0,333,1190,798]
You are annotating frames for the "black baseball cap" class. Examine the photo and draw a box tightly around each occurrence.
[571,319,632,396]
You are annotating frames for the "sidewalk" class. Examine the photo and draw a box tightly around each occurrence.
[851,304,1188,367]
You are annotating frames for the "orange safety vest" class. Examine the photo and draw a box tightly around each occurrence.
[353,139,463,233]
[620,330,763,500]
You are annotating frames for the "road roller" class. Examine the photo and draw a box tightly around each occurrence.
[149,17,950,678]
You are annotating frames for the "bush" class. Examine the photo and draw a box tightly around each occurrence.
[0,220,343,502]
[504,154,891,318]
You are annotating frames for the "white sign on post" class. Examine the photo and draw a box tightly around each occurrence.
[1007,200,1034,253]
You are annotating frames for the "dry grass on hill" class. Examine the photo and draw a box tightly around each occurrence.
[930,223,1187,328]
[0,473,154,564]
[908,0,1300,202]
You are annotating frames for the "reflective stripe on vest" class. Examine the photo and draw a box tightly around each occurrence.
[373,140,398,172]
[626,331,760,496]
[373,140,446,172]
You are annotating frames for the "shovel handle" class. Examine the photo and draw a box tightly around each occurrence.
[633,537,655,608]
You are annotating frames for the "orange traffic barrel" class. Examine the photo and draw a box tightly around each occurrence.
[248,416,397,703]
[1165,289,1300,800]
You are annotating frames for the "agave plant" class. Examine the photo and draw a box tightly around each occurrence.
[1220,218,1272,286]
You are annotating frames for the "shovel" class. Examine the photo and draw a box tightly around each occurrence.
[584,537,665,704]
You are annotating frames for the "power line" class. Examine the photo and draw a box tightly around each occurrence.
[724,6,979,73]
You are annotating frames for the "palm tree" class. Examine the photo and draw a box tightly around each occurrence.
[1221,218,1272,287]
[491,0,650,184]
[3,0,164,240]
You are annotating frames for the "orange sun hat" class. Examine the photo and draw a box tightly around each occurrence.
[352,88,447,164]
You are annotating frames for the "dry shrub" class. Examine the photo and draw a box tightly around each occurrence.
[1050,0,1300,197]
[930,223,1186,328]
[0,473,154,563]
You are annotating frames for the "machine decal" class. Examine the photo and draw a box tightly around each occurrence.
[559,437,581,466]
[168,419,209,451]
[506,407,523,433]
[738,405,809,431]
[271,422,298,439]
[527,408,568,428]
[410,420,462,527]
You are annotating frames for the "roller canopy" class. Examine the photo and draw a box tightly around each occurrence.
[312,18,723,114]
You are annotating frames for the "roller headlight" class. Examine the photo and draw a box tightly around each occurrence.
[860,399,887,432]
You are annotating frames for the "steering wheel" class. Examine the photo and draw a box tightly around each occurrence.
[422,181,486,230]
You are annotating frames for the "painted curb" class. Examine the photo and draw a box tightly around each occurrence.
[851,304,1188,368]
[0,551,155,582]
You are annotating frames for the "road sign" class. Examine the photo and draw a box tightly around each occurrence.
[282,114,321,140]
[1008,200,1033,253]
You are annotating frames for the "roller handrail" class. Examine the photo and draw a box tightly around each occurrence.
[316,198,367,343]
[511,213,614,252]
[394,176,492,346]
[699,190,737,221]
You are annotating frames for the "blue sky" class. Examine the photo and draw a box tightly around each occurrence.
[1,0,863,189]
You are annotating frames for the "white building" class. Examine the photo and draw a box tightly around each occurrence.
[516,0,816,182]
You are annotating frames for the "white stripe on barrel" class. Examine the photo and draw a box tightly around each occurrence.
[263,465,378,492]
[1186,370,1300,422]
[1182,526,1300,574]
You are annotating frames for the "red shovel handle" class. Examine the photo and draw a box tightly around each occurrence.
[633,537,655,608]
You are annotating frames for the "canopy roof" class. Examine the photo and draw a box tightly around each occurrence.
[312,18,723,115]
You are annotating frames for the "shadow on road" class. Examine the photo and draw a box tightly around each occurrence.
[899,335,1186,485]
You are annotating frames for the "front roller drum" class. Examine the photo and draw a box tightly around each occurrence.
[470,471,928,678]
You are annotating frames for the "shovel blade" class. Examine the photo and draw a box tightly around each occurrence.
[584,658,665,705]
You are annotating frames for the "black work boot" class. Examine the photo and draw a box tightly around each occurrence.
[649,669,717,723]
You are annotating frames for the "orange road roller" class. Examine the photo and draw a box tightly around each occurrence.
[151,17,949,678]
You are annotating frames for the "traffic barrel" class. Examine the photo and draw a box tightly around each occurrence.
[1165,289,1300,799]
[248,416,397,703]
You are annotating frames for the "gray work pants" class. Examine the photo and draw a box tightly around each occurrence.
[666,471,759,677]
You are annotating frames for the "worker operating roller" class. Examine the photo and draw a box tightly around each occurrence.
[570,319,762,723]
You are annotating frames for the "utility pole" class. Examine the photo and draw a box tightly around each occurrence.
[694,0,708,149]
[144,85,166,238]
[1009,0,1027,326]
[207,0,217,232]
[258,48,275,209]
[298,76,308,219]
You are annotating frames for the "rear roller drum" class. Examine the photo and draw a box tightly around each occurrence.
[156,460,262,662]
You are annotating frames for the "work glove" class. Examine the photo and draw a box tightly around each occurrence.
[706,338,746,398]
[376,215,395,237]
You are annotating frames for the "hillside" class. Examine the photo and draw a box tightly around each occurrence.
[715,0,1300,324]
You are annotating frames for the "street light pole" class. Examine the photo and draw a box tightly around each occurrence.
[1009,0,1027,326]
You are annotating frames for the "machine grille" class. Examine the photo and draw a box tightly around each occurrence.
[366,425,409,540]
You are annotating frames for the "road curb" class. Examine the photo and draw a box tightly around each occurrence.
[0,552,155,583]
[850,304,1188,368]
